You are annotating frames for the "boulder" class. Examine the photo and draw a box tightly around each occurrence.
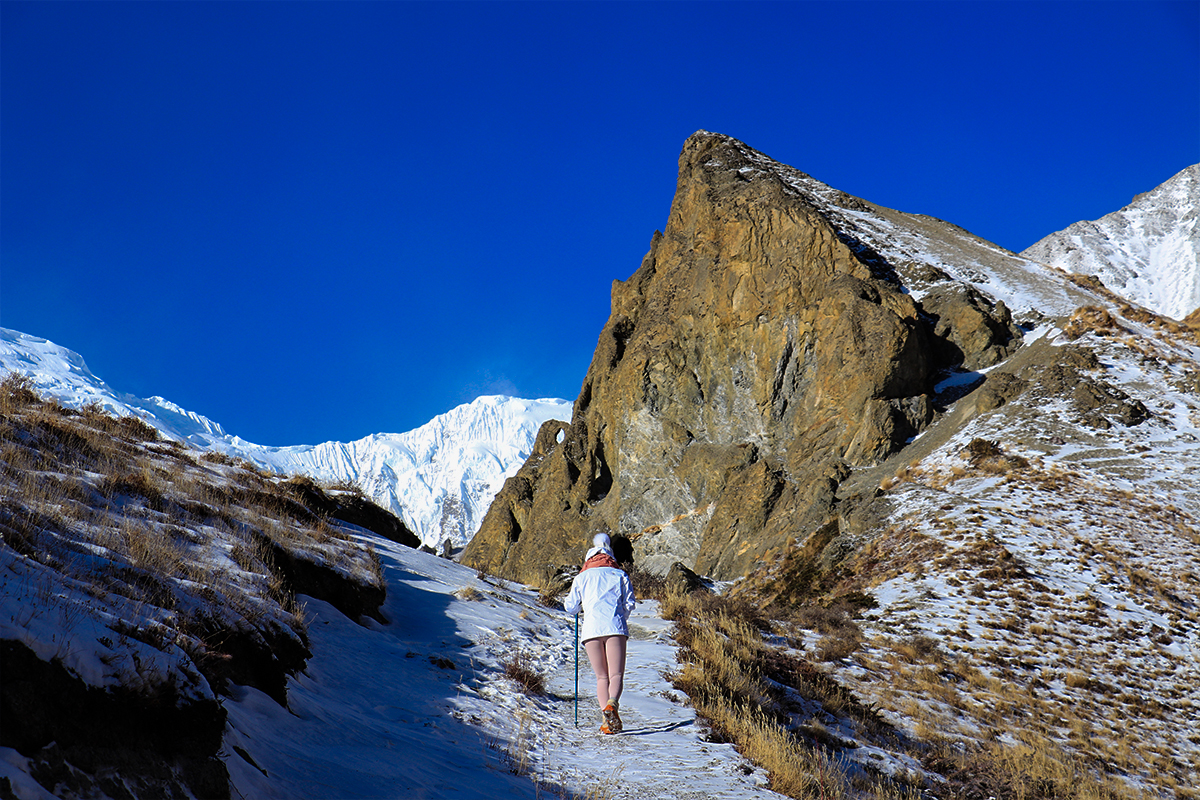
[665,562,706,596]
[919,282,1023,370]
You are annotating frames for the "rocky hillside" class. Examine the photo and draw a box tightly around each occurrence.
[0,376,407,798]
[462,131,1200,794]
[463,131,1101,583]
[1022,164,1199,321]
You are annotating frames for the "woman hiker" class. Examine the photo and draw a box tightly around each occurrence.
[564,532,637,734]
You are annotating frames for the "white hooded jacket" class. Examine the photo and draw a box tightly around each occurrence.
[564,542,637,642]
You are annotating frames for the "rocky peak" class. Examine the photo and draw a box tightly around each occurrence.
[463,132,1030,584]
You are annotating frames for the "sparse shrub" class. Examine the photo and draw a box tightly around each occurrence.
[965,437,1002,462]
[99,469,167,511]
[1064,672,1093,690]
[0,372,39,413]
[366,544,384,585]
[1062,304,1128,340]
[891,634,943,664]
[327,478,366,497]
[629,566,668,602]
[502,650,545,695]
[230,542,259,572]
[455,584,484,601]
[533,566,571,607]
[116,413,160,442]
[816,627,863,662]
[787,601,861,637]
[659,589,692,621]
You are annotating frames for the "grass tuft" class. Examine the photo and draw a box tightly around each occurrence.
[502,650,545,695]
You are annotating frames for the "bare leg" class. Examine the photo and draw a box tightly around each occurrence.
[604,635,627,704]
[584,638,610,708]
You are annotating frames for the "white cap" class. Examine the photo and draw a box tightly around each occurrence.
[585,532,615,561]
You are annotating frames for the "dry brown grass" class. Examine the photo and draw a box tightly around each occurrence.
[0,377,389,701]
[662,589,900,798]
[1063,304,1132,340]
[927,729,1139,800]
[502,649,545,695]
[629,566,668,602]
[455,584,484,601]
[696,695,851,799]
[861,621,1172,800]
[0,371,39,412]
[532,566,571,607]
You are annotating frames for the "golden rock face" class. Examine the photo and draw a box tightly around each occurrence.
[462,132,1014,585]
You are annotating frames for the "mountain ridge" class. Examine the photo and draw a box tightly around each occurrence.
[0,327,571,549]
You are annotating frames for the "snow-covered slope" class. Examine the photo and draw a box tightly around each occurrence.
[224,396,572,550]
[0,328,232,442]
[222,542,787,800]
[0,327,571,548]
[0,523,790,800]
[1021,164,1199,321]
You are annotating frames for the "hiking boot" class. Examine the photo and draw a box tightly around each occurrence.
[602,700,622,734]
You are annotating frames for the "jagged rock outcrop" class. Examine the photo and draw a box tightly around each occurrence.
[465,132,1025,583]
[919,283,1022,370]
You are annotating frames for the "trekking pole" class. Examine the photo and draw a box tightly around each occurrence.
[574,612,579,727]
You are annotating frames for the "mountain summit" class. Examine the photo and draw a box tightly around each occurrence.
[1021,164,1199,321]
[465,131,1020,581]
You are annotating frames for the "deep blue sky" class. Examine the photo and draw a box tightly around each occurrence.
[3,1,1197,446]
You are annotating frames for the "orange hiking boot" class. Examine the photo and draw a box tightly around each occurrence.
[601,700,622,734]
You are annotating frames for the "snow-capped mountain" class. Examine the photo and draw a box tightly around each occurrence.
[0,328,232,442]
[0,327,571,548]
[1021,164,1199,321]
[225,396,572,550]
